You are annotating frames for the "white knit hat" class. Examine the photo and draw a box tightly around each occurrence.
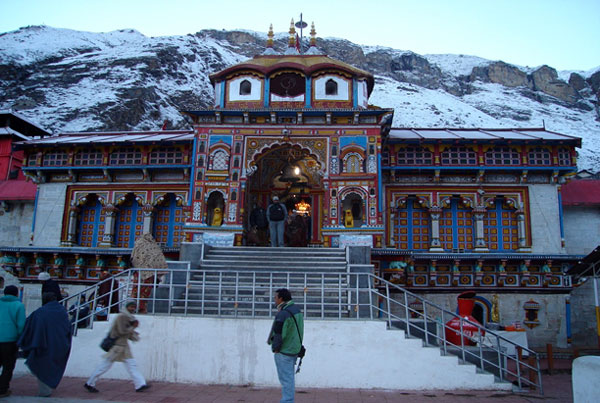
[38,272,51,281]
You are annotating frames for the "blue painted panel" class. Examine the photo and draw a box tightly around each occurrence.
[209,135,233,146]
[340,136,367,148]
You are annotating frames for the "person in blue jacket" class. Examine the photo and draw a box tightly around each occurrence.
[0,285,26,398]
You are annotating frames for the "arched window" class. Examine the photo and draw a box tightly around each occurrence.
[396,146,433,165]
[109,147,142,165]
[557,147,572,166]
[528,147,551,165]
[77,194,104,247]
[153,194,184,247]
[325,79,338,95]
[343,152,363,173]
[74,149,103,166]
[206,192,225,226]
[394,197,430,251]
[441,146,477,165]
[485,146,520,165]
[239,80,251,95]
[149,146,184,164]
[484,197,518,251]
[439,197,474,251]
[209,149,230,171]
[341,192,364,228]
[43,151,69,166]
[115,194,143,248]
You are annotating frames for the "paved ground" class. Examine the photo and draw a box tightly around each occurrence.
[0,372,573,403]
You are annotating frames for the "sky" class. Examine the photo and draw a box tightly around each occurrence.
[1,0,599,71]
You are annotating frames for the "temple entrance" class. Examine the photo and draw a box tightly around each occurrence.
[245,144,323,246]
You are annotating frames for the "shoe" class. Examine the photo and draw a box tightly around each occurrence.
[136,384,151,392]
[84,383,99,393]
[0,390,11,398]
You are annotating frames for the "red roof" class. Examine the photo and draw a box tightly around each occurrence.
[562,180,600,206]
[0,180,37,201]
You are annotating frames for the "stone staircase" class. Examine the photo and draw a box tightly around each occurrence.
[168,246,353,318]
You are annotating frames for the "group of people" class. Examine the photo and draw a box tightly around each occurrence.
[248,196,310,248]
[0,274,150,398]
[1,272,304,402]
[0,275,71,398]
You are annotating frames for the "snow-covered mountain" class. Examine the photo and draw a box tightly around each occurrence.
[1,25,599,171]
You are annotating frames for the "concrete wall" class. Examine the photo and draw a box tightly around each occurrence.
[570,279,599,347]
[32,183,67,246]
[15,316,506,390]
[411,292,569,349]
[563,206,600,256]
[528,184,563,254]
[0,201,34,246]
[572,356,600,403]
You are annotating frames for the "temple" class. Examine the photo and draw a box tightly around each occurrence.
[0,21,593,349]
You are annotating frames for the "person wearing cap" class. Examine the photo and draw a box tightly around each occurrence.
[18,292,72,397]
[0,285,26,398]
[267,196,287,247]
[84,300,150,393]
[38,272,62,302]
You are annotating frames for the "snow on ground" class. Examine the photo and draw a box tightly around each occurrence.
[423,54,491,77]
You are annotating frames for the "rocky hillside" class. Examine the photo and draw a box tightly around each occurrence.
[1,25,599,170]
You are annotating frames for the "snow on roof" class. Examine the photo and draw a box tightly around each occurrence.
[387,128,581,144]
[18,130,195,146]
[0,127,31,141]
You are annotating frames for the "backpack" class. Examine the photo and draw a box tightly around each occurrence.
[270,203,285,221]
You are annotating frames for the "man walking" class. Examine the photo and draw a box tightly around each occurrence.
[268,288,304,403]
[18,292,71,397]
[267,196,287,247]
[0,285,25,398]
[84,300,150,393]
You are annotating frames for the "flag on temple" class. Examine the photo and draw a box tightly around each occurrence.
[295,33,301,53]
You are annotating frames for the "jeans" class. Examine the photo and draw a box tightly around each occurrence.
[274,353,296,403]
[269,220,285,247]
[0,342,18,394]
[87,357,146,390]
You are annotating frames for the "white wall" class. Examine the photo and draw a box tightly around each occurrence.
[528,184,563,254]
[313,75,350,101]
[227,76,262,101]
[0,201,34,246]
[357,80,368,108]
[32,183,67,246]
[563,206,600,255]
[572,356,600,403]
[16,316,507,390]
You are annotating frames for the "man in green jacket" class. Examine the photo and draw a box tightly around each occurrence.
[0,285,26,398]
[268,288,304,403]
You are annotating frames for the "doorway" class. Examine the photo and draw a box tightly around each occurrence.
[245,144,323,246]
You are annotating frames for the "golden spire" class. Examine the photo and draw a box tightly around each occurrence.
[288,18,296,48]
[266,24,274,48]
[309,22,316,47]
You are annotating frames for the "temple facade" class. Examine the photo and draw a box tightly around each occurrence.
[0,22,588,347]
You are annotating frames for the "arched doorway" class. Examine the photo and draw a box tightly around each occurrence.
[245,144,323,246]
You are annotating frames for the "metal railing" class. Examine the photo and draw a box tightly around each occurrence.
[62,265,542,393]
[369,275,543,394]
